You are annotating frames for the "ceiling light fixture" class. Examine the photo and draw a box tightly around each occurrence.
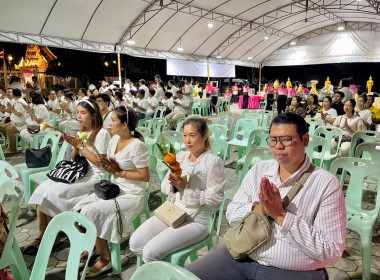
[290,41,296,45]
[208,22,214,28]
[216,55,222,59]
[337,26,345,31]
[248,56,253,60]
[127,39,135,45]
[177,38,184,51]
[264,36,269,40]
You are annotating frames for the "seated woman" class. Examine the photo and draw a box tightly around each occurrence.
[331,99,363,157]
[24,99,111,256]
[356,94,372,131]
[130,117,225,263]
[286,96,306,118]
[305,93,319,117]
[160,91,174,116]
[73,106,150,277]
[222,88,232,111]
[315,96,337,127]
[20,93,52,148]
[2,88,27,153]
[58,92,81,135]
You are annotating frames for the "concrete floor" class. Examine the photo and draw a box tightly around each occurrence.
[3,103,380,279]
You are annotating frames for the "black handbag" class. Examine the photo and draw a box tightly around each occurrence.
[94,180,120,200]
[47,156,89,183]
[25,147,52,168]
[27,125,40,134]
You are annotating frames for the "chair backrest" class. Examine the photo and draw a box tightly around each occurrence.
[232,118,259,141]
[214,116,234,132]
[240,147,272,185]
[136,127,151,141]
[305,118,324,135]
[330,158,380,215]
[349,130,380,157]
[49,112,57,127]
[306,135,326,167]
[0,146,4,161]
[246,128,270,153]
[0,165,26,273]
[131,261,200,280]
[218,111,233,118]
[146,118,166,139]
[242,112,263,126]
[153,106,166,119]
[208,124,228,140]
[30,212,97,280]
[40,131,63,169]
[355,142,380,162]
[256,110,274,128]
[314,126,343,156]
[56,141,70,162]
[160,131,183,155]
[176,118,186,132]
[210,138,228,164]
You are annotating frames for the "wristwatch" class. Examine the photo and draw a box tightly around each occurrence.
[79,145,85,151]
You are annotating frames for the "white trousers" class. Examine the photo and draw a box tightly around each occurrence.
[129,216,208,263]
[165,112,185,128]
[20,129,48,149]
[331,139,351,157]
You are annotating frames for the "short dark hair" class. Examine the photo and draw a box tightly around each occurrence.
[168,80,174,85]
[138,89,145,96]
[139,79,146,85]
[13,88,22,97]
[177,90,183,95]
[341,78,350,87]
[115,91,123,100]
[335,91,345,98]
[158,81,165,88]
[96,93,110,106]
[323,96,332,103]
[149,89,155,96]
[185,77,191,83]
[270,112,309,136]
[164,91,172,98]
[31,93,45,105]
[155,75,161,79]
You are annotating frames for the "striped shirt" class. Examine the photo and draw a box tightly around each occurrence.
[226,155,346,271]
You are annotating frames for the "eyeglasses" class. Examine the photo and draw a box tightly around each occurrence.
[266,135,300,147]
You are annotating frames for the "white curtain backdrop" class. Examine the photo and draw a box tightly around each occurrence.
[265,29,380,66]
[167,59,235,77]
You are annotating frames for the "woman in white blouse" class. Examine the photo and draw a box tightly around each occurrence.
[20,93,52,148]
[356,94,372,131]
[58,92,81,135]
[74,106,150,277]
[332,99,363,157]
[24,99,111,256]
[130,117,225,263]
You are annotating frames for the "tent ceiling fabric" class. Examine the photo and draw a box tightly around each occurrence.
[1,0,380,66]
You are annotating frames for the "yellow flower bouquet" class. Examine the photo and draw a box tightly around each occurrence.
[40,122,66,135]
[79,132,101,156]
[156,134,182,177]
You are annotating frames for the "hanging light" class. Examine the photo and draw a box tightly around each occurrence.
[216,55,222,59]
[208,22,214,28]
[248,56,253,60]
[177,38,184,51]
[127,39,135,45]
[290,41,296,45]
[337,25,345,31]
[264,36,269,40]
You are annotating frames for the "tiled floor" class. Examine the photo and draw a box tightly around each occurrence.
[3,103,380,279]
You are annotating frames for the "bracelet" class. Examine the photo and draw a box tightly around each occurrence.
[79,145,85,151]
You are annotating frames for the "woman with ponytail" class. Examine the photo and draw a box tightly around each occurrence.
[73,105,150,277]
[25,99,111,256]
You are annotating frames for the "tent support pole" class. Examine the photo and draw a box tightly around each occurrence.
[117,51,122,87]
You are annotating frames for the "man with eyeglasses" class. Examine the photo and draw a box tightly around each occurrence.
[187,112,346,280]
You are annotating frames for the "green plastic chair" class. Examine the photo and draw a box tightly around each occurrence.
[29,141,70,196]
[313,126,343,171]
[136,127,151,142]
[192,99,202,115]
[306,135,326,167]
[153,106,167,119]
[0,162,29,280]
[29,211,97,280]
[224,97,231,112]
[176,118,186,133]
[305,118,323,135]
[208,124,228,141]
[348,130,380,157]
[233,128,270,186]
[216,147,272,236]
[255,110,274,128]
[145,118,166,155]
[14,131,62,207]
[210,138,228,164]
[165,214,216,267]
[131,261,200,280]
[355,142,380,195]
[227,118,259,159]
[217,97,225,114]
[330,158,380,280]
[49,112,58,127]
[200,99,211,116]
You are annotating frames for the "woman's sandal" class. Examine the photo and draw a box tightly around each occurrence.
[23,238,41,256]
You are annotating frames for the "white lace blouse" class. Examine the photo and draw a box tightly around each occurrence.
[161,150,225,218]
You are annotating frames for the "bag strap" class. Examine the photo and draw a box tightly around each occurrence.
[281,163,316,209]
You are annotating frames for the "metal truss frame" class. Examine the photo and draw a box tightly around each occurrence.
[262,21,380,64]
[366,0,380,13]
[0,31,115,53]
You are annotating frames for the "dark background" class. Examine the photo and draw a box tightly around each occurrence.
[1,42,377,91]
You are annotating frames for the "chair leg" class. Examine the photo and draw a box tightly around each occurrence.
[110,242,121,275]
[133,215,142,230]
[11,240,30,280]
[216,199,226,236]
[136,256,143,268]
[22,172,33,210]
[234,162,241,186]
[207,241,214,251]
[361,230,373,280]
[188,252,198,263]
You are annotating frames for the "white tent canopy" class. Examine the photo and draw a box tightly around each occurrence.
[1,0,380,67]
